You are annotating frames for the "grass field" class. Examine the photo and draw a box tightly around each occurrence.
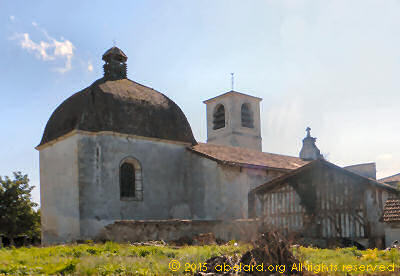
[294,247,400,275]
[0,242,399,275]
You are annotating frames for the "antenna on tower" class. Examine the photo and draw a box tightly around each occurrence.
[113,39,117,46]
[231,73,234,91]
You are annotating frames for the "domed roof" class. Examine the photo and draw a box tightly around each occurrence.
[38,47,196,146]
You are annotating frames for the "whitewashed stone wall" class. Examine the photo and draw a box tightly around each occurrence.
[39,131,281,244]
[39,134,80,245]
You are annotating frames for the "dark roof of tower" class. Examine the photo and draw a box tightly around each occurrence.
[38,77,197,146]
[102,46,127,62]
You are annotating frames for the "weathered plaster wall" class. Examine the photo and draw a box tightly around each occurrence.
[39,135,80,245]
[384,225,400,248]
[186,151,283,220]
[97,219,260,243]
[40,131,286,243]
[364,188,391,242]
[77,132,279,240]
[77,134,191,240]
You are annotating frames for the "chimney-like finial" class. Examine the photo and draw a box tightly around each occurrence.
[306,127,311,137]
[299,127,323,161]
[102,46,128,80]
[231,73,234,91]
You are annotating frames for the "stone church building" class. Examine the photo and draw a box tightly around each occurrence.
[37,47,398,246]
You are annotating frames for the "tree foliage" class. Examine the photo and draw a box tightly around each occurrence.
[0,172,40,244]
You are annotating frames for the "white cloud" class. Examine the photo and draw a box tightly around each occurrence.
[377,153,393,160]
[9,15,15,22]
[17,33,53,61]
[11,23,75,73]
[87,62,93,72]
[53,39,74,73]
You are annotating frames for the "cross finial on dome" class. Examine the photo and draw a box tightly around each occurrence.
[102,46,128,80]
[306,127,311,137]
[231,73,234,91]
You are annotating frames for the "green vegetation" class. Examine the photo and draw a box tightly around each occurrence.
[0,242,250,275]
[295,246,400,275]
[0,243,399,275]
[0,172,40,245]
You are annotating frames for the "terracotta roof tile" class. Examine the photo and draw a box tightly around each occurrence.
[190,143,310,170]
[383,198,400,223]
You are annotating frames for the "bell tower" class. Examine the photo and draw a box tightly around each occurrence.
[102,46,128,80]
[203,90,262,151]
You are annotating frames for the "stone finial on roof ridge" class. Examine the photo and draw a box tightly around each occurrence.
[299,127,324,161]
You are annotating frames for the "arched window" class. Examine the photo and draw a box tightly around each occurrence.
[119,157,143,200]
[241,103,254,128]
[120,163,135,197]
[213,104,225,130]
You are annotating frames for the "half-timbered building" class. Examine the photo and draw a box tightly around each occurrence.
[249,159,398,248]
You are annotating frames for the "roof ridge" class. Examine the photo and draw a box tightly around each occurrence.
[379,172,400,182]
[344,162,376,167]
[203,90,262,103]
[191,143,309,170]
[252,159,397,195]
[195,142,302,160]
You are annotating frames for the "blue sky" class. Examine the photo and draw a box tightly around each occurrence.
[1,0,399,204]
